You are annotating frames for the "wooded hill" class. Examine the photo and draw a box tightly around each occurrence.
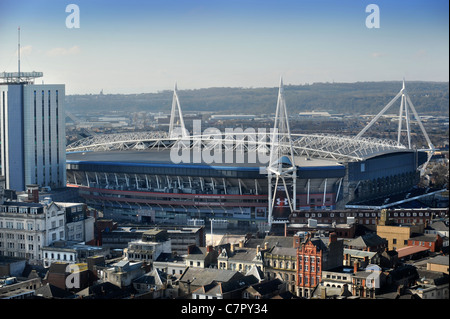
[65,81,449,116]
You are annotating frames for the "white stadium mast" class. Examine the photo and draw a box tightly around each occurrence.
[267,77,297,227]
[355,80,435,175]
[169,82,188,139]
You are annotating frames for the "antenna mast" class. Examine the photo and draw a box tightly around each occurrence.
[18,26,21,82]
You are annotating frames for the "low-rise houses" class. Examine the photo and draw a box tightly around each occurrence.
[0,194,448,300]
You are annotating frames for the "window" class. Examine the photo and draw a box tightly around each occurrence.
[393,239,397,244]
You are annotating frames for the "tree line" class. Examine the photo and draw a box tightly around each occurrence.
[65,81,449,116]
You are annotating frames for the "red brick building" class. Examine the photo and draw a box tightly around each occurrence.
[295,232,343,298]
[407,234,443,253]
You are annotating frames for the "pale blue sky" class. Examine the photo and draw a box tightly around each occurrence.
[0,0,448,94]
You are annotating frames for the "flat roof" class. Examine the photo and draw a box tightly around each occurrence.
[396,246,430,258]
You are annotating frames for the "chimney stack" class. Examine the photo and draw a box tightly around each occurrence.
[353,261,359,274]
[206,245,213,253]
[26,184,39,203]
[329,232,337,243]
[187,244,195,255]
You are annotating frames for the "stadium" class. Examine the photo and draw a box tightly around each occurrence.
[65,80,437,230]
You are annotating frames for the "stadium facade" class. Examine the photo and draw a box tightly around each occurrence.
[65,80,431,230]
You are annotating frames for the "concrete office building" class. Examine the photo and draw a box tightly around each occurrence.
[0,71,66,191]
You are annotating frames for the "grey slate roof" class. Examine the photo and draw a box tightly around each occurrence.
[35,283,74,299]
[427,221,449,232]
[348,233,386,248]
[179,267,243,287]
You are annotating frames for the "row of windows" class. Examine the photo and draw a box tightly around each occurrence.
[44,252,75,261]
[325,274,349,281]
[298,255,321,264]
[218,262,256,272]
[0,221,39,230]
[298,275,320,286]
[301,212,430,218]
[267,272,295,282]
[0,242,34,250]
[0,233,37,241]
[0,206,40,214]
[266,259,296,270]
[0,251,37,259]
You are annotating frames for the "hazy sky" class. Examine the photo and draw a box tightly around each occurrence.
[0,0,448,94]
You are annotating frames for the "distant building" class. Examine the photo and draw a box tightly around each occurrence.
[298,111,331,119]
[210,114,256,121]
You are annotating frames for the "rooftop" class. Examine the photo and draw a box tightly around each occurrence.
[396,246,430,259]
[66,149,343,170]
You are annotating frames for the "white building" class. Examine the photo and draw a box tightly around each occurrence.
[0,200,65,264]
[41,241,109,267]
[124,229,172,263]
[55,202,95,244]
[0,72,66,191]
